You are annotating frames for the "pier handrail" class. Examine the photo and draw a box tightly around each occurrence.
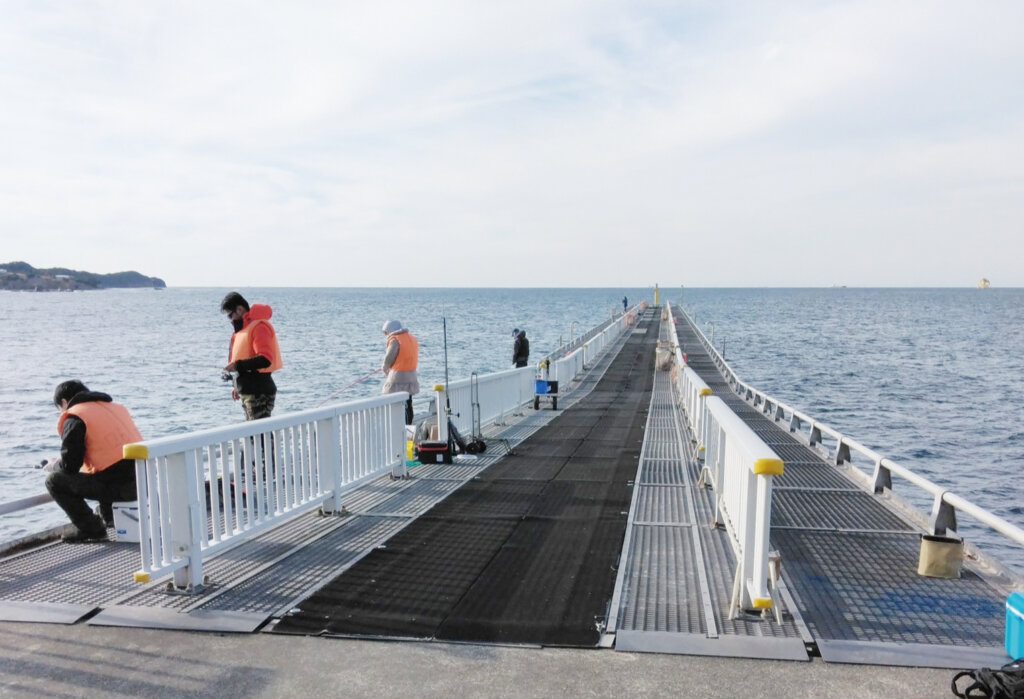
[125,392,408,589]
[437,311,634,436]
[540,302,645,364]
[444,366,536,435]
[666,305,781,615]
[678,306,1024,549]
[704,396,783,614]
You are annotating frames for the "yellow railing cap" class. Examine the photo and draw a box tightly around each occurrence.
[751,597,773,610]
[123,443,148,460]
[433,384,445,392]
[699,388,712,396]
[133,571,150,583]
[752,457,784,476]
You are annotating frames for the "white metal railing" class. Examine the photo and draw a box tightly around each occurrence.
[677,305,1024,551]
[436,311,635,435]
[541,302,646,364]
[552,345,585,387]
[443,366,536,436]
[126,392,407,589]
[540,309,636,389]
[700,396,782,616]
[0,493,53,517]
[665,304,781,617]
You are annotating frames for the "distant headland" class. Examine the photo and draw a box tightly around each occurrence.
[0,261,166,291]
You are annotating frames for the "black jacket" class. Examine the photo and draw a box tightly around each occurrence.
[513,333,530,367]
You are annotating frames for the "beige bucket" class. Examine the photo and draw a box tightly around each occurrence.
[917,534,963,578]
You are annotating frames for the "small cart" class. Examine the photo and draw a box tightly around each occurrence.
[534,379,559,410]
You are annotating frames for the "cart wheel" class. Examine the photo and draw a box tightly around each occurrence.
[534,396,540,410]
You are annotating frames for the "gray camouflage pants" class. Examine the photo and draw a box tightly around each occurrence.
[241,393,276,421]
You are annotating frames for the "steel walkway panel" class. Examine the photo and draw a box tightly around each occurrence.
[611,367,807,661]
[674,308,1013,668]
[0,601,97,625]
[88,606,267,633]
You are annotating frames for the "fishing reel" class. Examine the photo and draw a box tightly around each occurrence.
[221,371,235,383]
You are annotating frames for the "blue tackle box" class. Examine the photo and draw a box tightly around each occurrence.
[1006,592,1024,659]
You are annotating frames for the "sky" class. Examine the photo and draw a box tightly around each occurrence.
[1,1,1022,288]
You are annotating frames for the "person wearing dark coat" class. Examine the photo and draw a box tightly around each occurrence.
[513,329,530,368]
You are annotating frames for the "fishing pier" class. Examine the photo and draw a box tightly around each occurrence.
[2,302,1022,686]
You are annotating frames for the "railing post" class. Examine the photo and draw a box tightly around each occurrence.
[166,452,194,589]
[435,385,449,443]
[184,449,205,588]
[931,494,958,535]
[316,416,342,514]
[390,399,407,479]
[809,424,822,448]
[835,439,851,465]
[872,459,892,493]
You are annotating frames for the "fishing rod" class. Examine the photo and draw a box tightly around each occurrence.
[442,315,451,425]
[315,368,382,408]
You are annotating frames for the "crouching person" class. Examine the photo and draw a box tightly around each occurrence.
[46,380,143,543]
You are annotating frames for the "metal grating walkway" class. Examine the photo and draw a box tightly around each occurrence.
[610,318,807,660]
[671,307,1011,668]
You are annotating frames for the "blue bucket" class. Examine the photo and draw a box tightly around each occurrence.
[535,380,549,395]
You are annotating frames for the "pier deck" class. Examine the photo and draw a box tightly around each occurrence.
[0,306,1016,678]
[658,308,1011,668]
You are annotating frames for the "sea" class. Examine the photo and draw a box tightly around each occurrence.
[2,287,1022,574]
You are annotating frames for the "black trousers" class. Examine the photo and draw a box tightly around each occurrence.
[46,470,137,532]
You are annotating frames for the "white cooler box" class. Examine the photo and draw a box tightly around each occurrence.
[112,502,140,543]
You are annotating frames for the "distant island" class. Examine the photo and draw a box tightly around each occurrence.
[0,261,166,291]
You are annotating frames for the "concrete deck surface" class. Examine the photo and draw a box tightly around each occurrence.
[0,621,956,698]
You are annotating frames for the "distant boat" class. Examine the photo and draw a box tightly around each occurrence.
[978,278,991,289]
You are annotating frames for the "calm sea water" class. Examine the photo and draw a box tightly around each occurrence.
[2,287,1022,573]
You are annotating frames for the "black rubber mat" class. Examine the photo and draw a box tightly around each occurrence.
[274,317,657,644]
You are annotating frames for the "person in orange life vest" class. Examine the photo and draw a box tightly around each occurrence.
[381,320,419,424]
[221,291,282,420]
[45,380,143,543]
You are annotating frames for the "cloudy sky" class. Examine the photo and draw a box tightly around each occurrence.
[1,1,1021,287]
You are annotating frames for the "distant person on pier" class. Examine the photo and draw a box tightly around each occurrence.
[512,328,530,368]
[46,380,142,543]
[381,320,419,424]
[221,292,282,420]
[623,296,628,312]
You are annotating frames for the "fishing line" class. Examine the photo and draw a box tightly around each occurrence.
[315,368,382,407]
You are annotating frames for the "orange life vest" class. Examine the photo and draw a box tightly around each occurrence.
[386,332,418,371]
[229,319,283,373]
[57,401,143,474]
